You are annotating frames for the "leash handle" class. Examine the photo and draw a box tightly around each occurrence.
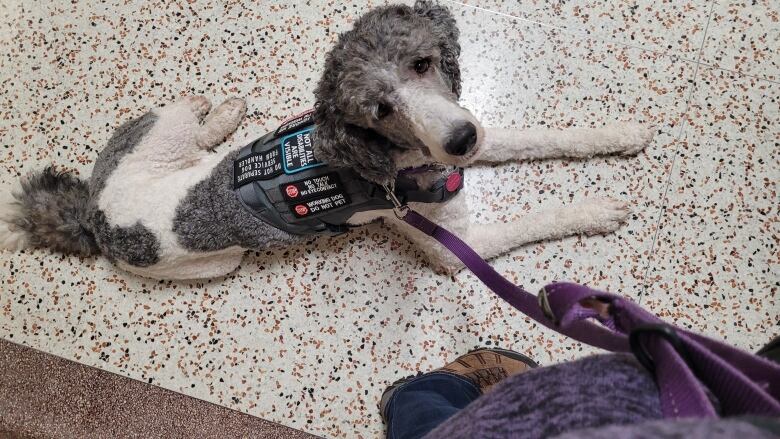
[400,208,780,418]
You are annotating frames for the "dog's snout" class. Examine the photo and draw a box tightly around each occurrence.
[444,123,477,156]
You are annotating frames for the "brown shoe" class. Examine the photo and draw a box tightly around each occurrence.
[439,348,537,393]
[379,348,537,422]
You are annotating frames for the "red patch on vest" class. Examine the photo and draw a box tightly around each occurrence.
[294,205,309,216]
[445,172,462,192]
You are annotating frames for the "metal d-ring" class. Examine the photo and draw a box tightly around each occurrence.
[537,286,558,324]
[382,184,409,219]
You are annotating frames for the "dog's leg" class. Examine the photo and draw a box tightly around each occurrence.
[160,95,213,125]
[118,248,246,280]
[391,198,631,274]
[475,123,655,163]
[465,198,630,259]
[139,95,214,167]
[195,97,247,150]
[138,96,245,170]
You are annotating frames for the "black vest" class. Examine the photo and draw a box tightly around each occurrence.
[233,109,463,235]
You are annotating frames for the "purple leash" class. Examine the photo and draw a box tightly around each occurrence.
[399,208,780,419]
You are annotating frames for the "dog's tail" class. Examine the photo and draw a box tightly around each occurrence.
[0,167,100,256]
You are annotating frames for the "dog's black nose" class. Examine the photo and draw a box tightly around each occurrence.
[444,123,477,156]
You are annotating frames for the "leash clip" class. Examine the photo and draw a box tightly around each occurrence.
[537,286,558,324]
[382,183,409,219]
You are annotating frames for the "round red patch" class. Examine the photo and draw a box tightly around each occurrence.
[445,172,462,192]
[294,205,309,216]
[285,185,299,198]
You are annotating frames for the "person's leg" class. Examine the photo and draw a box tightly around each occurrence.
[423,354,662,439]
[383,372,481,439]
[381,348,537,439]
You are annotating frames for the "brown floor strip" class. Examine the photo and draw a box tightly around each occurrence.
[0,339,318,438]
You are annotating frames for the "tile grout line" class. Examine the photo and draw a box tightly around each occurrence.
[443,0,574,33]
[695,62,780,85]
[445,0,780,85]
[636,0,718,306]
[444,0,702,63]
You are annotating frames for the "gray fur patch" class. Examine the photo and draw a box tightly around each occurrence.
[91,209,160,267]
[10,167,99,256]
[172,149,304,252]
[313,0,462,184]
[82,110,162,266]
[89,111,158,196]
[8,112,159,259]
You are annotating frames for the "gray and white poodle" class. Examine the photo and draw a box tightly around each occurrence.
[0,1,653,280]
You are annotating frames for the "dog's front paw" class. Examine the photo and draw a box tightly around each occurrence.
[617,123,656,156]
[180,95,212,119]
[578,198,632,236]
[218,97,247,121]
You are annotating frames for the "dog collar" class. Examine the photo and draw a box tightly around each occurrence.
[233,109,464,235]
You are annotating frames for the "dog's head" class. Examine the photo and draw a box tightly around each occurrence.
[313,1,483,184]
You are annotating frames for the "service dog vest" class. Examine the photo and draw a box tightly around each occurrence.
[233,109,464,235]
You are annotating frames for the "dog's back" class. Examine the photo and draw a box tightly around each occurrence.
[1,107,175,266]
[0,97,260,279]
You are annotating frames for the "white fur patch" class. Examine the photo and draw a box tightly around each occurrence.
[0,180,29,251]
[396,83,483,165]
[476,123,655,162]
[118,246,245,280]
[97,97,243,278]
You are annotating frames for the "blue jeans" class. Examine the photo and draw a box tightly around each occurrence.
[384,372,481,439]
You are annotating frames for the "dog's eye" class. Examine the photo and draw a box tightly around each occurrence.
[376,103,393,120]
[413,58,431,75]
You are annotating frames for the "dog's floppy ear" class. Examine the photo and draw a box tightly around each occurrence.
[414,0,462,98]
[313,103,396,185]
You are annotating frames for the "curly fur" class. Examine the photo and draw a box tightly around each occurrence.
[4,167,99,256]
[413,0,462,97]
[90,112,158,196]
[0,1,655,280]
[314,1,462,184]
[91,210,160,267]
[172,149,303,252]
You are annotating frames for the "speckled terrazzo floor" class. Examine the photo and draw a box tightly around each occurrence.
[0,1,777,438]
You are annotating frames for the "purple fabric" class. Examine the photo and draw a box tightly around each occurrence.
[401,209,780,418]
[423,354,780,439]
[551,282,780,417]
[550,418,780,439]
